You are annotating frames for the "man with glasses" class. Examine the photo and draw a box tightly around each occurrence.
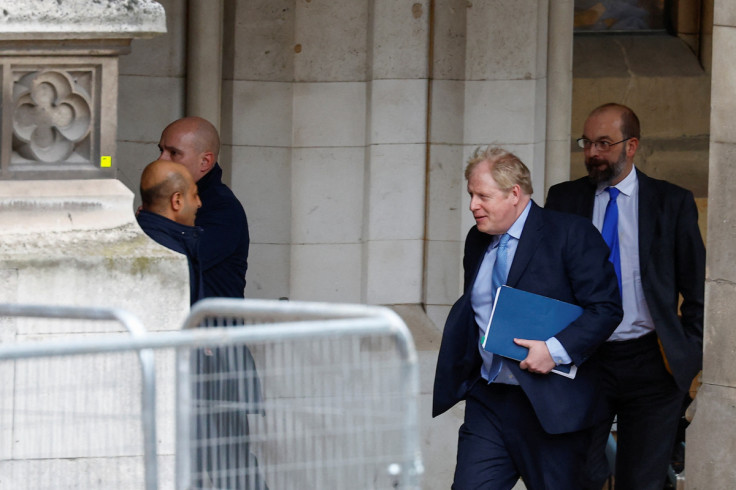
[545,103,705,490]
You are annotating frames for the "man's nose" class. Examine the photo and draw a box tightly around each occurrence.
[469,196,479,210]
[585,145,600,159]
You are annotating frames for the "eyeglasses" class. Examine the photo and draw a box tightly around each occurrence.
[577,137,631,152]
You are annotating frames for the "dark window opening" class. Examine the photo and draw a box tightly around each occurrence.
[574,1,671,33]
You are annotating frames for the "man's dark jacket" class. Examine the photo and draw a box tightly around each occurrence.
[196,162,249,299]
[433,202,623,434]
[545,169,705,392]
[137,209,204,305]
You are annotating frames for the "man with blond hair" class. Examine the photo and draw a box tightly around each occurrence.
[433,147,622,489]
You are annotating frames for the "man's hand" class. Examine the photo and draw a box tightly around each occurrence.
[515,338,556,374]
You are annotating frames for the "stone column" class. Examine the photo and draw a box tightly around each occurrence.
[0,0,165,180]
[685,1,736,487]
[544,0,574,195]
[186,0,224,130]
[0,2,185,486]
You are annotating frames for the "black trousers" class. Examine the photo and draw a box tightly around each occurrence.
[453,382,587,490]
[193,409,269,490]
[193,346,268,490]
[583,333,686,490]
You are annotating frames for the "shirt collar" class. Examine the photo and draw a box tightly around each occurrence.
[495,200,531,245]
[197,162,223,191]
[596,165,638,197]
[137,209,203,236]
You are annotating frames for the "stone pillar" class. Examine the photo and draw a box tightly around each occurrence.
[286,1,370,304]
[0,2,182,486]
[425,0,550,327]
[0,0,165,180]
[0,180,188,486]
[544,0,574,196]
[186,0,224,130]
[362,0,429,306]
[685,1,736,487]
[0,179,189,327]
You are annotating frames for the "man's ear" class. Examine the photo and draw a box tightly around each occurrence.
[626,137,639,158]
[200,151,216,174]
[170,191,184,212]
[509,184,522,204]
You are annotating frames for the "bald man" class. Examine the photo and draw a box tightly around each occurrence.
[137,159,204,305]
[158,120,265,489]
[158,117,249,299]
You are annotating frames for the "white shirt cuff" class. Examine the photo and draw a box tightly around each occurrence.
[545,337,572,365]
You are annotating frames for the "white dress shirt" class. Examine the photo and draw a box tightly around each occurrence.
[592,167,655,341]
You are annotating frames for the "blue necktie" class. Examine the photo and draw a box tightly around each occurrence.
[487,233,510,381]
[601,187,622,294]
[491,233,510,299]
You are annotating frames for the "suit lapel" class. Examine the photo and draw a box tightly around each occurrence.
[580,181,596,219]
[636,169,657,275]
[507,202,544,287]
[466,229,493,292]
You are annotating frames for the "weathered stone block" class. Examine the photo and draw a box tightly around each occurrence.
[293,0,368,82]
[705,142,736,284]
[366,143,426,240]
[685,383,736,489]
[702,280,736,387]
[371,0,430,80]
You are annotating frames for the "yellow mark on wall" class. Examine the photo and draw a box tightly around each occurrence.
[100,156,111,168]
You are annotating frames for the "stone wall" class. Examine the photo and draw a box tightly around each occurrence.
[117,0,186,200]
[116,2,553,487]
[117,0,550,317]
[685,0,736,486]
[0,179,187,487]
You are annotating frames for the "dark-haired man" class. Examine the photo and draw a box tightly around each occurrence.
[546,103,705,489]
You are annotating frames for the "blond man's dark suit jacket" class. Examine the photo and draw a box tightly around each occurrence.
[545,169,705,392]
[432,202,623,434]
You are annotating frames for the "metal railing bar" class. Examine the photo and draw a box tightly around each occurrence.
[0,317,396,360]
[0,303,158,490]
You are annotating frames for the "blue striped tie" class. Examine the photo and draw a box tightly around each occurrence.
[487,233,510,381]
[492,233,510,299]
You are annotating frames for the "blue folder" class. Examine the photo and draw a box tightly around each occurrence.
[482,286,582,377]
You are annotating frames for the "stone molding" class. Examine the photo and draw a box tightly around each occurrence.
[0,0,166,40]
[0,57,116,180]
[0,179,137,237]
[0,0,166,180]
[14,69,93,165]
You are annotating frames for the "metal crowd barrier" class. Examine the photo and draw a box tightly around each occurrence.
[0,303,158,490]
[176,298,423,490]
[0,299,423,490]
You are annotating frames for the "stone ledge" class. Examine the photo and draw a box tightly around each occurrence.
[0,0,166,40]
[0,179,137,235]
